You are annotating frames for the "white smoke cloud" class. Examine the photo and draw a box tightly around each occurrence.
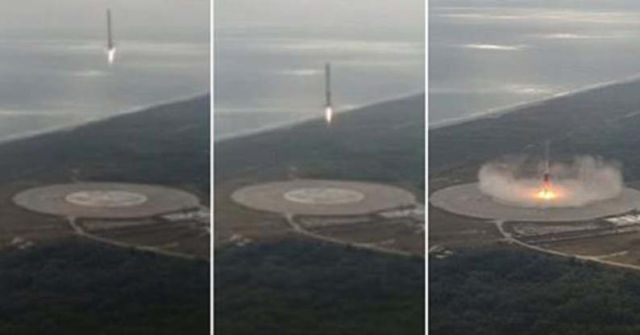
[478,156,623,208]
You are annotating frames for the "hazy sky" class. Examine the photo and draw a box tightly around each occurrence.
[216,0,424,41]
[0,1,208,41]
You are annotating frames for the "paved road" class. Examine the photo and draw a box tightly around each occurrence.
[494,220,640,271]
[284,213,416,257]
[67,217,201,261]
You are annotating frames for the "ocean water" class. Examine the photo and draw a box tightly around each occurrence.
[430,0,640,126]
[0,1,209,141]
[214,0,425,141]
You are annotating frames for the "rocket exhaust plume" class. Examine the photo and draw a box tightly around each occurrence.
[324,62,332,124]
[537,140,555,200]
[106,9,116,65]
[537,172,555,200]
[325,106,333,124]
[108,48,116,65]
[478,155,623,208]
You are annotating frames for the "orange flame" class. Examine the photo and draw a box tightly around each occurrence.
[535,180,558,200]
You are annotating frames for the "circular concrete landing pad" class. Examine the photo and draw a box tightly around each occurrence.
[232,179,416,216]
[13,182,200,219]
[65,191,148,208]
[430,183,640,222]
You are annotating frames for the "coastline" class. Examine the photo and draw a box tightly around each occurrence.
[0,91,209,147]
[215,90,425,143]
[430,73,640,130]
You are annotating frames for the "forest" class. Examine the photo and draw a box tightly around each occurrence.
[216,240,424,335]
[430,247,640,335]
[0,239,209,334]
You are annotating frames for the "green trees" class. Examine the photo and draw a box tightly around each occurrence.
[216,241,424,335]
[430,247,640,335]
[0,239,209,335]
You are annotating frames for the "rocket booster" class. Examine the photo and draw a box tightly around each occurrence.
[544,140,550,174]
[106,9,116,65]
[107,9,114,50]
[542,140,551,188]
[323,62,333,124]
[536,140,557,201]
[325,62,331,107]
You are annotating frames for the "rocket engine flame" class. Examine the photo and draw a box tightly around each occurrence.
[325,106,333,124]
[107,48,116,65]
[535,180,558,200]
[535,172,558,200]
[536,188,557,200]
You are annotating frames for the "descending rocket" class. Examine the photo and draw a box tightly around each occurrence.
[324,62,333,124]
[543,140,550,181]
[540,167,552,199]
[537,140,556,200]
[106,9,116,65]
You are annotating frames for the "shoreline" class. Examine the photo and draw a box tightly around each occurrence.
[0,91,209,147]
[430,72,640,130]
[215,90,424,143]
